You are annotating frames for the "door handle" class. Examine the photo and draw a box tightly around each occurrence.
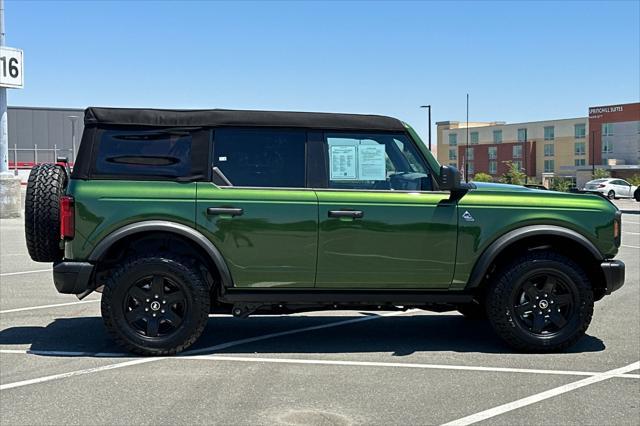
[328,210,364,219]
[207,207,244,217]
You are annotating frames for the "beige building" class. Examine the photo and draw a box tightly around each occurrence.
[436,117,590,183]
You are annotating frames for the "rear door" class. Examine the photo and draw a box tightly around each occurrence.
[196,128,318,288]
[314,132,458,289]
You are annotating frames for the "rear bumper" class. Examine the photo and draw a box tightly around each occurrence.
[601,260,625,295]
[53,261,94,296]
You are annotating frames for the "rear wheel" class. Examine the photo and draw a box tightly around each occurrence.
[25,164,67,262]
[101,254,210,355]
[486,251,593,352]
[607,190,616,199]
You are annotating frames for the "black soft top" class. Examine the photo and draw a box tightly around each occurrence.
[84,107,406,132]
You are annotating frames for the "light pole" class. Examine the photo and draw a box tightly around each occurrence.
[68,116,78,163]
[419,105,431,151]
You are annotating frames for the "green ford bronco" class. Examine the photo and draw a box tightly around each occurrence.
[24,107,625,355]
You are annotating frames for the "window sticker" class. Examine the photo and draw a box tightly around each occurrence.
[357,144,386,181]
[330,145,357,180]
[218,156,227,162]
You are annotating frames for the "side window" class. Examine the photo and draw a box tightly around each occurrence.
[212,128,306,188]
[95,130,192,178]
[326,133,432,191]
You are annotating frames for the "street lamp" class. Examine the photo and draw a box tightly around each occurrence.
[419,105,431,151]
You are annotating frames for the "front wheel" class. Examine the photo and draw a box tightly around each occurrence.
[101,254,210,355]
[486,251,593,352]
[607,190,616,199]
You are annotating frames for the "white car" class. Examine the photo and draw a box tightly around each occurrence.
[583,178,638,199]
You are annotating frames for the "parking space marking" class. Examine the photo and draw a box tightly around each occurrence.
[624,231,640,235]
[0,310,412,391]
[183,355,640,379]
[0,358,160,391]
[441,361,640,426]
[621,245,640,249]
[0,299,99,314]
[0,269,51,277]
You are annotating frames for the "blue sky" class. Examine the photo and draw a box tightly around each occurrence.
[6,0,640,142]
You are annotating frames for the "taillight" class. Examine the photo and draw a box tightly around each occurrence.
[60,196,75,240]
[614,210,621,247]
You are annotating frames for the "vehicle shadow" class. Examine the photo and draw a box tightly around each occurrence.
[0,314,606,357]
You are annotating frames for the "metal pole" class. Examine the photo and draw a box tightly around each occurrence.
[68,116,78,163]
[34,143,37,164]
[419,105,432,151]
[523,129,527,184]
[0,0,9,176]
[12,142,16,173]
[465,94,469,180]
[591,130,595,175]
[53,144,57,163]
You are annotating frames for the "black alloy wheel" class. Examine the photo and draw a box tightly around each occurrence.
[101,254,210,355]
[486,251,593,352]
[511,272,574,336]
[124,274,187,338]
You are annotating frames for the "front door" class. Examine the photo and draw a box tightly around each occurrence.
[314,132,458,289]
[196,127,318,288]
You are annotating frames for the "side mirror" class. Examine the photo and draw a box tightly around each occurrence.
[438,165,462,191]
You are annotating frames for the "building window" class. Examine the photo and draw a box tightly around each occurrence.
[488,146,497,160]
[602,123,614,136]
[574,123,586,139]
[467,162,474,175]
[544,126,555,140]
[602,139,613,154]
[512,145,522,158]
[493,130,502,144]
[489,160,497,174]
[517,128,527,142]
[544,159,555,173]
[513,160,523,171]
[574,142,586,156]
[470,131,479,145]
[449,133,458,146]
[575,159,586,166]
[449,148,457,160]
[544,143,555,156]
[467,147,474,161]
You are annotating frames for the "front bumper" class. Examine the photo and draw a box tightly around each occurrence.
[601,260,625,295]
[53,261,95,297]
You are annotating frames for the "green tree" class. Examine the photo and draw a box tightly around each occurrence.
[472,172,493,182]
[592,168,610,179]
[627,174,640,187]
[551,177,573,192]
[500,161,526,185]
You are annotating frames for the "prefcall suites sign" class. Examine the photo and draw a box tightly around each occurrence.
[589,105,624,119]
[0,46,23,89]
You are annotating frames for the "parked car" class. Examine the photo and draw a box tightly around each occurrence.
[24,107,625,355]
[583,178,638,199]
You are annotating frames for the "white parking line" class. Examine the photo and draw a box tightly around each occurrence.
[621,245,640,249]
[0,358,159,391]
[441,361,640,425]
[0,299,99,314]
[0,269,51,277]
[0,310,412,391]
[624,232,640,235]
[183,355,640,379]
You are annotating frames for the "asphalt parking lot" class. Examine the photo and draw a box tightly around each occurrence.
[1,202,638,425]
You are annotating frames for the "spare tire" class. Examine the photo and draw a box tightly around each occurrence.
[25,164,68,262]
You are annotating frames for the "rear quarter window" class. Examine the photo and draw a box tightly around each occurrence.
[94,130,192,178]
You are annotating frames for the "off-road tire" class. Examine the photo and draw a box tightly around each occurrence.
[24,164,67,262]
[486,251,594,352]
[101,254,210,356]
[457,302,487,320]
